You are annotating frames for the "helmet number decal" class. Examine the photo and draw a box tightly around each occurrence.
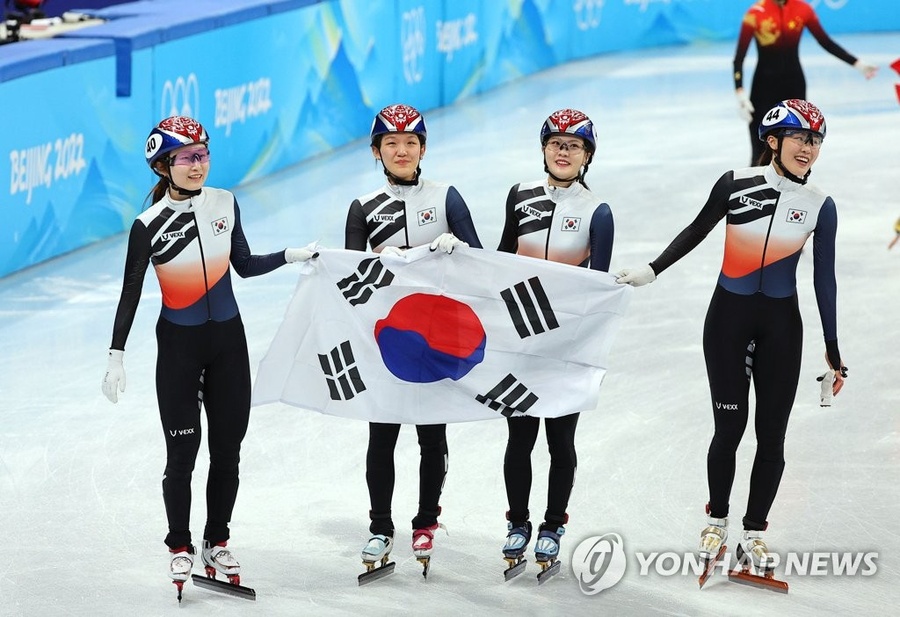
[146,134,162,157]
[764,108,785,123]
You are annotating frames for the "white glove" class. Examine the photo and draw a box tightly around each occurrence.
[285,242,319,263]
[102,349,126,403]
[615,265,657,287]
[853,59,877,79]
[735,89,754,123]
[379,246,406,257]
[429,232,467,254]
[817,369,835,407]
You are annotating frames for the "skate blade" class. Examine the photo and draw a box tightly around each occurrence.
[727,569,789,594]
[698,544,726,589]
[357,561,395,586]
[503,557,527,581]
[416,555,431,579]
[536,559,561,585]
[190,573,256,600]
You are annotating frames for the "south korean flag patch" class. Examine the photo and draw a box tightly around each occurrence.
[211,217,229,235]
[786,209,807,224]
[561,217,581,232]
[418,207,437,226]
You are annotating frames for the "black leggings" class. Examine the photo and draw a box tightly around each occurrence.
[366,422,448,536]
[703,287,802,529]
[156,316,251,549]
[504,413,579,528]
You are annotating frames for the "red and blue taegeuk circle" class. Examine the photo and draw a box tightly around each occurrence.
[374,294,486,383]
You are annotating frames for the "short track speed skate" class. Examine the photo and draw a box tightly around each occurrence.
[169,545,195,603]
[534,525,565,585]
[727,530,788,594]
[502,521,533,581]
[358,534,395,586]
[412,524,443,579]
[191,541,256,601]
[698,514,728,589]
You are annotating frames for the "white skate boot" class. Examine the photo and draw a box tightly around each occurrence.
[736,530,774,571]
[201,540,241,585]
[358,534,395,585]
[699,516,728,561]
[169,545,195,582]
[169,545,195,602]
[698,516,727,589]
[361,534,393,566]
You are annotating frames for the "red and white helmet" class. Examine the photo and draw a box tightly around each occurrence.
[370,104,427,144]
[758,99,826,141]
[540,109,597,152]
[145,116,209,168]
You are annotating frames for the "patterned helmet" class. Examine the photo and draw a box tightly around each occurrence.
[758,99,826,142]
[540,109,596,152]
[370,104,427,143]
[145,116,209,168]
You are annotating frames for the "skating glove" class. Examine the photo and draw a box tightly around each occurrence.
[101,349,126,404]
[615,265,657,287]
[817,369,835,407]
[853,59,878,79]
[380,246,406,257]
[285,242,320,263]
[429,233,467,254]
[735,89,754,124]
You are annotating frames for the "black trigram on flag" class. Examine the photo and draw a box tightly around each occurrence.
[500,276,559,339]
[318,340,367,401]
[476,373,539,418]
[336,257,394,306]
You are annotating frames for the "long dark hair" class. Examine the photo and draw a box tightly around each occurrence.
[144,162,169,207]
[756,141,775,166]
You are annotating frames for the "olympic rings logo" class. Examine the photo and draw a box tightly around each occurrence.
[161,74,200,120]
[574,0,603,31]
[401,6,426,85]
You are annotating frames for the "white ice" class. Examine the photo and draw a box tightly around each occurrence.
[1,33,898,616]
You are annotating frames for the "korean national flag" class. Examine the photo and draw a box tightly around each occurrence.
[251,246,632,424]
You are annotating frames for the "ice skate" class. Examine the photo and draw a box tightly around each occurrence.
[191,541,256,600]
[200,540,241,584]
[169,545,195,602]
[728,530,789,593]
[412,524,444,578]
[698,516,727,589]
[534,524,565,584]
[502,521,532,581]
[358,534,395,586]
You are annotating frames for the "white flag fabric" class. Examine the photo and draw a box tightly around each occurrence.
[252,246,632,424]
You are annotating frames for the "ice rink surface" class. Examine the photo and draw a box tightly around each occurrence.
[1,32,898,616]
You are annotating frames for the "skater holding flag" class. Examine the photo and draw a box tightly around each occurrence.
[497,109,614,583]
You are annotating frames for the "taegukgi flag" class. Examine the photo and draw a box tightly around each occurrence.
[251,246,632,424]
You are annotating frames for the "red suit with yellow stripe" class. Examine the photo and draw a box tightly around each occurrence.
[733,0,857,162]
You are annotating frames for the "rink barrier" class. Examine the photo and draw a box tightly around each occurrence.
[1,0,897,277]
